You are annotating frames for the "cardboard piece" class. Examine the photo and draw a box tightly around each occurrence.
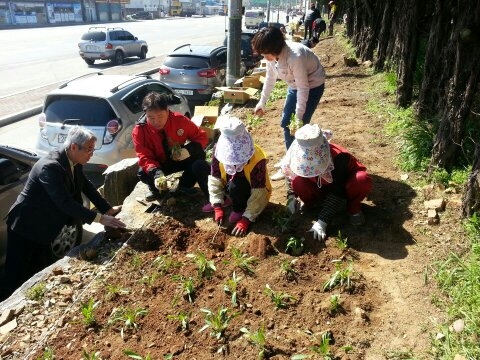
[191,106,219,140]
[234,74,265,89]
[216,87,258,104]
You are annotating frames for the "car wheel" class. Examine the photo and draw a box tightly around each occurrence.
[114,51,124,65]
[50,222,83,259]
[140,47,147,59]
[84,59,95,65]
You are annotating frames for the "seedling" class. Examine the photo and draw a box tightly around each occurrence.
[240,325,271,358]
[82,349,102,359]
[280,259,299,282]
[245,113,265,128]
[123,350,153,360]
[186,252,216,279]
[130,253,143,269]
[335,231,348,251]
[108,306,148,339]
[173,275,196,303]
[167,310,191,331]
[152,251,182,275]
[231,247,257,275]
[80,298,100,327]
[38,347,54,360]
[199,306,240,339]
[223,271,242,306]
[104,283,129,299]
[328,294,341,315]
[291,331,333,360]
[288,113,304,135]
[263,284,297,309]
[272,208,292,233]
[139,273,158,287]
[26,282,47,301]
[285,236,304,256]
[323,261,354,291]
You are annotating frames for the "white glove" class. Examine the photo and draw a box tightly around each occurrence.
[308,220,327,241]
[172,148,190,161]
[286,195,300,215]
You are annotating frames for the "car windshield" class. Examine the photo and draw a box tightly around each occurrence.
[44,96,117,126]
[81,31,106,41]
[163,56,210,70]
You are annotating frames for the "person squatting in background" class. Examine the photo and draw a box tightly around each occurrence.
[280,124,372,241]
[303,2,321,40]
[252,26,326,180]
[207,117,271,237]
[301,36,320,49]
[132,92,210,207]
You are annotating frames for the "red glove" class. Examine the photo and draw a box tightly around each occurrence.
[214,206,224,225]
[232,217,250,237]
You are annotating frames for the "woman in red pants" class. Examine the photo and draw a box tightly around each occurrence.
[280,123,372,241]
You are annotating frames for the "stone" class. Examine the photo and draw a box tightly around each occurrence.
[0,309,15,327]
[102,157,139,206]
[0,318,17,335]
[424,198,446,211]
[427,209,439,225]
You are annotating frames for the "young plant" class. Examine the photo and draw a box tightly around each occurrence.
[186,252,216,279]
[272,208,292,233]
[245,113,265,128]
[26,282,47,301]
[130,253,143,269]
[108,306,148,339]
[80,298,100,327]
[285,236,304,256]
[291,331,334,360]
[139,273,158,287]
[104,283,129,300]
[335,231,348,251]
[223,271,242,306]
[199,306,240,339]
[288,113,304,136]
[173,275,196,303]
[82,349,102,360]
[323,261,354,291]
[38,347,54,360]
[123,350,153,360]
[167,310,191,331]
[328,294,341,315]
[231,246,258,274]
[240,325,270,358]
[152,251,182,275]
[263,284,297,309]
[280,259,299,282]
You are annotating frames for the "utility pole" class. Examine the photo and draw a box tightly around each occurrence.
[226,0,242,86]
[266,0,271,22]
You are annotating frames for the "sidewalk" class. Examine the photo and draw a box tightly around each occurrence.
[0,59,162,127]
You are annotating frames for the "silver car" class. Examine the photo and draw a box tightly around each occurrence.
[78,27,148,66]
[0,145,82,269]
[35,73,191,175]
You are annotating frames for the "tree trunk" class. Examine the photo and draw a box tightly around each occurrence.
[463,143,480,216]
[375,0,394,71]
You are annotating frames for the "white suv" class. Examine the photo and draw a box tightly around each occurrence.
[78,27,148,66]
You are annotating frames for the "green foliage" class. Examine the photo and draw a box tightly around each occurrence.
[130,253,143,269]
[285,236,304,256]
[328,294,341,315]
[206,98,221,107]
[231,247,258,275]
[335,231,348,251]
[104,283,129,298]
[383,71,397,95]
[245,113,266,128]
[108,306,148,339]
[173,276,196,303]
[292,331,334,359]
[268,81,288,102]
[139,273,158,287]
[224,271,242,306]
[323,262,354,291]
[272,208,292,233]
[263,284,297,309]
[186,252,216,279]
[430,167,470,188]
[199,306,240,339]
[81,298,100,327]
[280,259,298,282]
[240,325,269,358]
[167,310,191,331]
[26,282,47,301]
[37,347,54,360]
[82,349,102,359]
[123,350,153,360]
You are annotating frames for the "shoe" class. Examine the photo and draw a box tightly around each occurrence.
[228,211,244,223]
[271,169,285,181]
[201,197,232,213]
[176,186,198,196]
[350,212,365,226]
[145,190,160,202]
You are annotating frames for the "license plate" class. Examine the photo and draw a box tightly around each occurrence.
[85,45,97,51]
[175,89,193,96]
[57,133,67,143]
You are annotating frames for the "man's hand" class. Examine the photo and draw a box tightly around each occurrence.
[153,170,168,191]
[172,148,190,161]
[287,195,300,214]
[308,220,327,241]
[106,205,122,217]
[214,207,224,225]
[100,214,126,229]
[232,217,250,237]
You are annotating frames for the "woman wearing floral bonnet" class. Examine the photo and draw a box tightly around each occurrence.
[280,123,372,240]
[207,116,272,237]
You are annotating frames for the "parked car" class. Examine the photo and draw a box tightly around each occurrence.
[258,21,285,30]
[131,11,153,20]
[35,74,191,175]
[223,31,262,70]
[78,27,148,66]
[0,145,83,269]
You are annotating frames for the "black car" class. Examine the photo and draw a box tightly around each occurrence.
[131,11,153,20]
[223,32,262,70]
[258,21,285,30]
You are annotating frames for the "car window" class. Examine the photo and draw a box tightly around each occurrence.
[163,56,210,70]
[44,96,117,126]
[215,51,227,67]
[81,31,106,41]
[123,84,173,114]
[109,31,120,41]
[124,31,134,40]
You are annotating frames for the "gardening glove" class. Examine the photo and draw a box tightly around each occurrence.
[214,206,224,225]
[232,217,251,237]
[153,170,168,191]
[308,220,328,241]
[172,147,190,161]
[286,195,300,215]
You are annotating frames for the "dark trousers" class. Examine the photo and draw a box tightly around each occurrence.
[304,20,313,39]
[227,174,251,212]
[138,158,210,200]
[0,228,55,300]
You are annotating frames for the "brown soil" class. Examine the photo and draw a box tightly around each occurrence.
[5,31,469,360]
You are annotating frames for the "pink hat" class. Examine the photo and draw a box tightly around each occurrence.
[215,116,254,166]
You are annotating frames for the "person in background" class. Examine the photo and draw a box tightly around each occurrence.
[207,117,271,237]
[280,124,372,241]
[2,126,125,300]
[252,26,326,180]
[312,17,327,37]
[328,0,337,36]
[303,2,321,40]
[301,36,320,49]
[132,92,210,205]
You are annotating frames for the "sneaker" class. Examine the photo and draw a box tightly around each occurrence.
[145,190,160,202]
[350,212,365,226]
[228,211,244,223]
[271,169,285,181]
[176,186,198,196]
[201,197,232,213]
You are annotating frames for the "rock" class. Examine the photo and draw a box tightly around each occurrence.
[0,318,17,335]
[248,236,275,259]
[0,309,15,327]
[343,56,359,67]
[427,209,439,225]
[450,319,465,333]
[454,355,467,360]
[362,60,373,68]
[436,332,445,340]
[102,157,139,206]
[424,198,445,211]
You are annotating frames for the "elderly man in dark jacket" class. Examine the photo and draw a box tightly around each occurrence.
[303,2,321,39]
[2,126,125,300]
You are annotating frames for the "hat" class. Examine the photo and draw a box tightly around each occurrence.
[284,124,331,177]
[215,116,254,166]
[328,1,334,4]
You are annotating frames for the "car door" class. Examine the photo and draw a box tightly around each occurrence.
[123,31,138,56]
